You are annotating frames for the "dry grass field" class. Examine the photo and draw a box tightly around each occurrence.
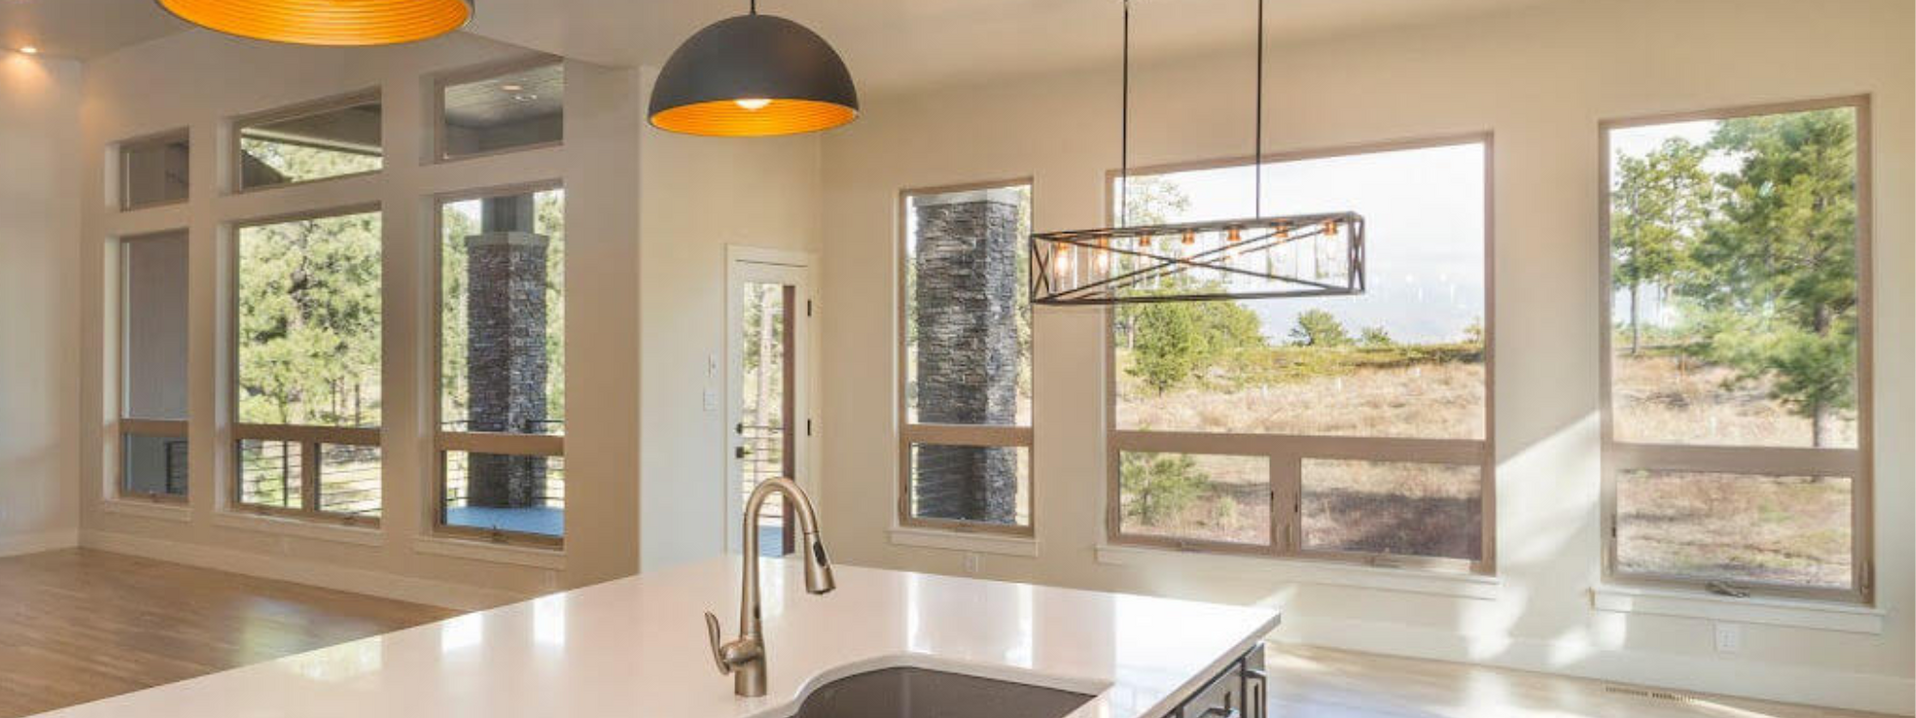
[1112,347,1850,583]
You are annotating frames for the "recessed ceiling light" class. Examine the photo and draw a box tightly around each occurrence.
[499,83,525,92]
[18,46,38,55]
[512,94,538,102]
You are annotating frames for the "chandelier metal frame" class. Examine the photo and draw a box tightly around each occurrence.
[1029,0,1367,306]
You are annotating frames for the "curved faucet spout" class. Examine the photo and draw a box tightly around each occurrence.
[706,477,835,697]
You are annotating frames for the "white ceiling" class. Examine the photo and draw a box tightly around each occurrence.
[5,0,1558,89]
[0,0,187,59]
[471,0,1562,91]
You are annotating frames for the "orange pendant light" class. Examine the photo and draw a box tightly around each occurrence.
[155,0,473,46]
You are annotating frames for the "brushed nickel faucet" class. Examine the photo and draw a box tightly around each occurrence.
[703,477,835,697]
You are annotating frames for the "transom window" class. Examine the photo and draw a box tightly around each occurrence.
[437,59,565,161]
[1107,138,1492,571]
[236,92,384,191]
[232,209,384,523]
[898,181,1034,534]
[434,185,566,545]
[1601,99,1872,601]
[119,131,189,210]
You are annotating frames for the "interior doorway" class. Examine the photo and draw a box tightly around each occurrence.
[725,248,815,557]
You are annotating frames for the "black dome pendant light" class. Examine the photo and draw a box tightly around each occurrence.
[648,0,860,137]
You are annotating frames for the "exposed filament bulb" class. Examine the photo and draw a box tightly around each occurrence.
[1181,230,1197,246]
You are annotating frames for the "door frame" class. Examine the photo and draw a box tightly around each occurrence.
[723,245,819,554]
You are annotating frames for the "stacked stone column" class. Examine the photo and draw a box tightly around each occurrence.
[465,194,550,508]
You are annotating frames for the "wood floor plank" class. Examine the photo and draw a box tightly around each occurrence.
[0,549,460,718]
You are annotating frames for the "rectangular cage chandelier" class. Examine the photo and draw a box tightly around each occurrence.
[1030,213,1365,305]
[1030,0,1368,306]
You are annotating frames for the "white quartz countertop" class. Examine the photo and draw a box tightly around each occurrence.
[37,558,1280,718]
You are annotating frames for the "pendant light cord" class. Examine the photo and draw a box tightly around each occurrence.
[1119,0,1131,226]
[750,0,757,14]
[1254,0,1264,218]
[1117,0,1264,225]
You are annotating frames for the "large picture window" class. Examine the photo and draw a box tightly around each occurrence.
[435,185,566,545]
[1601,99,1871,601]
[118,230,190,500]
[232,209,383,523]
[898,181,1034,533]
[1107,138,1492,570]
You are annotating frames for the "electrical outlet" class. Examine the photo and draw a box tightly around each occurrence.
[703,388,718,411]
[1714,623,1742,653]
[963,552,980,574]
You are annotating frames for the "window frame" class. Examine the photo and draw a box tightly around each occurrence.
[117,129,190,211]
[1101,133,1498,575]
[429,181,567,549]
[230,88,385,194]
[226,204,385,527]
[114,230,190,503]
[895,178,1039,538]
[1597,96,1875,604]
[431,55,566,165]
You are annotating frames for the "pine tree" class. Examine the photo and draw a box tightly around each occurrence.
[1611,138,1712,354]
[1685,109,1859,447]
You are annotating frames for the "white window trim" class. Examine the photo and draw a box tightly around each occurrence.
[1590,584,1884,635]
[888,526,1039,557]
[211,510,385,547]
[101,498,193,523]
[411,535,567,570]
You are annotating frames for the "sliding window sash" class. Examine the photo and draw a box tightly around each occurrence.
[230,423,381,526]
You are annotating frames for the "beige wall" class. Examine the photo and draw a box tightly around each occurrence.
[817,0,1915,713]
[76,30,642,607]
[639,68,825,571]
[0,52,82,557]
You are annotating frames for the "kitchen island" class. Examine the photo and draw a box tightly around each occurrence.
[36,558,1279,718]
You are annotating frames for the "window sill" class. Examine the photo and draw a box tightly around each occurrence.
[101,499,193,523]
[1093,544,1501,600]
[1590,584,1883,634]
[413,536,566,570]
[211,512,384,547]
[888,527,1038,557]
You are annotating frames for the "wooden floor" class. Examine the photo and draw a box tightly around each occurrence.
[0,549,1891,718]
[1266,644,1894,718]
[0,549,460,718]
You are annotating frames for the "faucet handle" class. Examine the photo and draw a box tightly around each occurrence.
[703,611,733,675]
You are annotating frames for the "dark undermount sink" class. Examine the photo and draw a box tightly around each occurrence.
[791,667,1094,718]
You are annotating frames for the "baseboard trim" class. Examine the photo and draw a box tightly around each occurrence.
[0,529,79,557]
[1273,614,1914,716]
[81,530,533,612]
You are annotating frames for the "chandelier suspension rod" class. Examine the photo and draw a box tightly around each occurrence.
[1254,0,1264,218]
[1119,0,1131,226]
